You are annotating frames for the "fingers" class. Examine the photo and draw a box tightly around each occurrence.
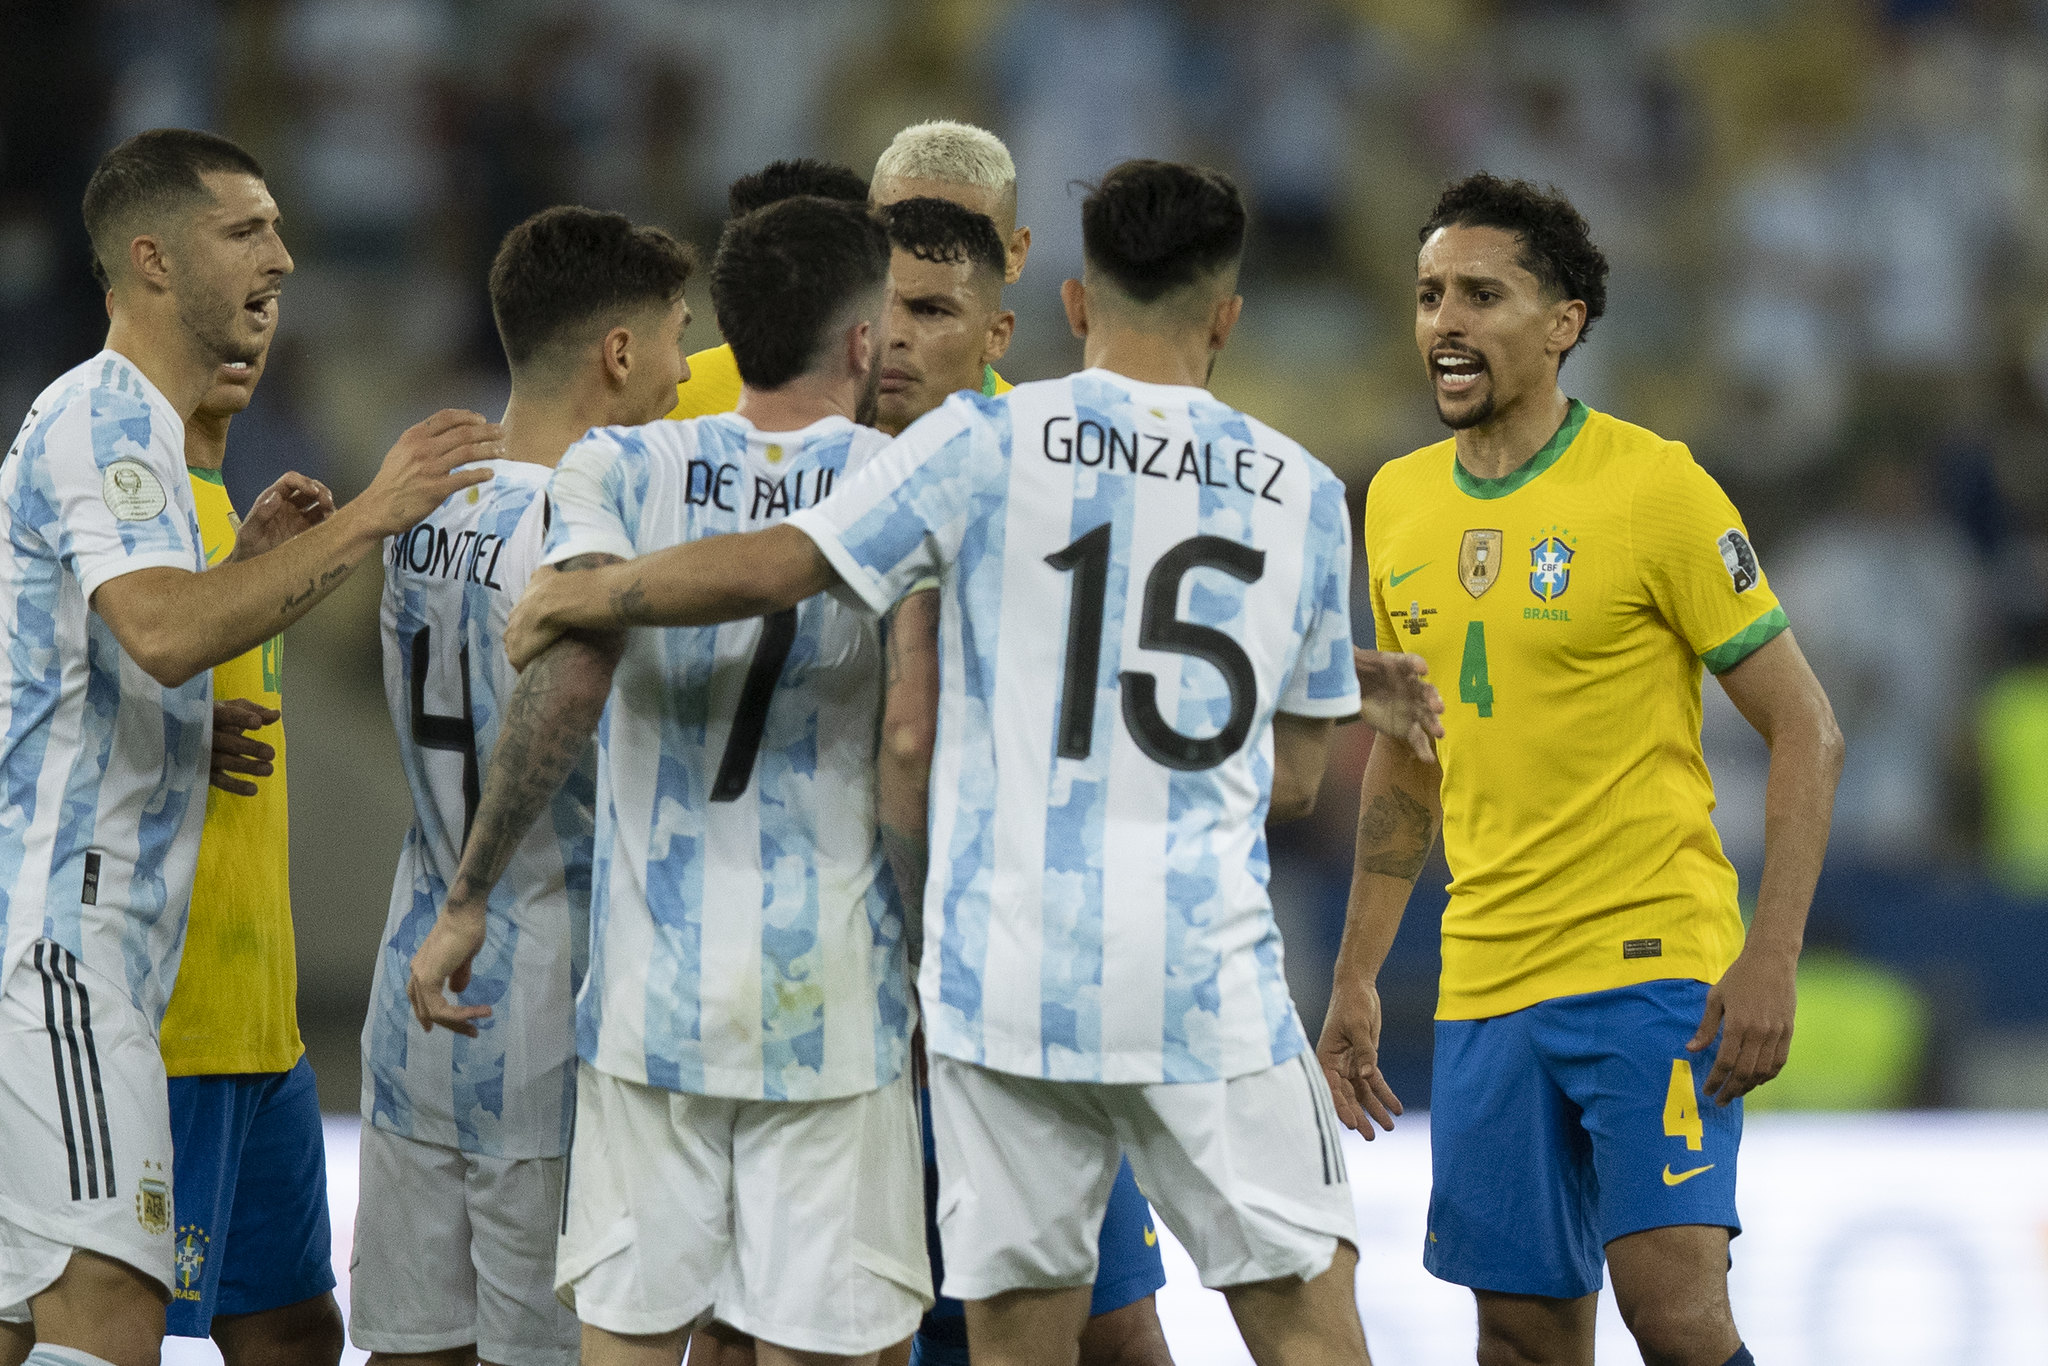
[209,771,260,797]
[1320,1056,1367,1133]
[1359,1066,1403,1135]
[1707,1023,1791,1105]
[410,409,495,441]
[214,699,280,732]
[406,973,490,1037]
[213,730,276,764]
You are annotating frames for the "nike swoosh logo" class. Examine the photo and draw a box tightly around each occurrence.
[1663,1163,1715,1186]
[1389,563,1429,587]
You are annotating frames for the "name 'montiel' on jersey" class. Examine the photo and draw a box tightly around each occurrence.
[363,462,594,1158]
[787,369,1362,1086]
[543,412,909,1103]
[1364,400,1789,1021]
[0,351,211,1025]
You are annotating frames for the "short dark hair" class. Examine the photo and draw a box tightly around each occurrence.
[712,196,890,390]
[83,128,266,290]
[488,206,696,370]
[726,158,869,217]
[1080,159,1246,304]
[1420,173,1609,360]
[881,196,1005,280]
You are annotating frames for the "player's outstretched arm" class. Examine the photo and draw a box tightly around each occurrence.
[505,523,837,670]
[1352,647,1446,761]
[878,588,939,973]
[1317,728,1442,1138]
[94,411,499,687]
[1689,628,1844,1104]
[410,557,627,1036]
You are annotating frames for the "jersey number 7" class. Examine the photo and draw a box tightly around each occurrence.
[1046,524,1265,773]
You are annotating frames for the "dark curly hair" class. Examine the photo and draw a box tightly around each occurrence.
[489,206,696,370]
[882,196,1005,279]
[726,158,868,217]
[1081,159,1245,303]
[1421,173,1608,363]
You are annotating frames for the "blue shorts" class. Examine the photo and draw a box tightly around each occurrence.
[910,1087,1165,1366]
[1425,979,1742,1300]
[165,1054,336,1335]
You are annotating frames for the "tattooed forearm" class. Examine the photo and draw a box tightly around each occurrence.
[448,635,616,905]
[609,577,648,626]
[279,561,356,615]
[1355,785,1435,880]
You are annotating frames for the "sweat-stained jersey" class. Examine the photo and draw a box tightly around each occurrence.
[788,369,1362,1086]
[0,351,211,1025]
[157,468,301,1075]
[363,462,593,1157]
[542,413,909,1102]
[667,342,1009,421]
[1364,400,1788,1021]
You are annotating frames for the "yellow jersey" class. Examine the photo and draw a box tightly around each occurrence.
[668,342,1009,420]
[1364,401,1786,1020]
[157,469,301,1075]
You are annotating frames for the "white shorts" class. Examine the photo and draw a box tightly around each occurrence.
[0,940,175,1318]
[347,1123,577,1366]
[928,1050,1357,1298]
[557,1062,931,1353]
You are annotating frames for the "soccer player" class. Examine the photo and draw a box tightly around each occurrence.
[472,160,1447,1366]
[0,127,494,1366]
[411,195,930,1366]
[352,207,694,1366]
[1317,174,1844,1366]
[161,343,347,1365]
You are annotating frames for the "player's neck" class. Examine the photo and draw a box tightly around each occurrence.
[499,390,607,469]
[734,374,856,433]
[183,421,228,471]
[103,308,218,421]
[1452,386,1572,481]
[1081,328,1212,390]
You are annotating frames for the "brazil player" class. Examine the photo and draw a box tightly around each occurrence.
[0,128,495,1366]
[353,208,694,1366]
[480,160,1448,1366]
[412,196,931,1366]
[160,342,347,1366]
[1317,174,1844,1366]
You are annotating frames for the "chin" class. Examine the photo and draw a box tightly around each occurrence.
[1435,393,1495,430]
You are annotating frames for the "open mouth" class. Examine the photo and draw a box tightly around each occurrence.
[1432,351,1486,395]
[244,290,279,327]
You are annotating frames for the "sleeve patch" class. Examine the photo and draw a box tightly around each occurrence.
[1717,528,1760,593]
[102,459,167,521]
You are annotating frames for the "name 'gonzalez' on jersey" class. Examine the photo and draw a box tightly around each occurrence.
[786,369,1363,1087]
[364,462,594,1159]
[541,412,911,1104]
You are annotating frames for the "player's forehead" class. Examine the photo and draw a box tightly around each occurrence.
[874,174,1005,224]
[1417,223,1533,288]
[194,170,280,230]
[890,245,980,300]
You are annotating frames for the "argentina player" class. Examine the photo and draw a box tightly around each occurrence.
[354,207,693,1366]
[485,161,1446,1366]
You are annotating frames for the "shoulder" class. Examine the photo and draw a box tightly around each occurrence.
[16,355,163,471]
[1584,410,1724,511]
[1365,437,1454,518]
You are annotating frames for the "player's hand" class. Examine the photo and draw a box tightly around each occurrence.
[1316,979,1403,1137]
[505,568,575,671]
[1353,648,1445,763]
[407,906,492,1036]
[1689,944,1797,1105]
[209,698,279,796]
[228,472,334,561]
[358,410,501,538]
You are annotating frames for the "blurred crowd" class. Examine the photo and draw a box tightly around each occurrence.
[3,0,2046,1108]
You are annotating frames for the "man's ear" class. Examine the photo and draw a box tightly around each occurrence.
[129,234,171,292]
[1549,299,1587,358]
[1209,293,1244,353]
[601,324,633,387]
[1061,278,1088,340]
[983,309,1017,368]
[847,318,876,376]
[1006,225,1032,286]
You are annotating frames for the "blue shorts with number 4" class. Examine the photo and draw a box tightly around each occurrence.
[1425,979,1742,1301]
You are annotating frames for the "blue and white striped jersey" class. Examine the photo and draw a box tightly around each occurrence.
[543,412,909,1101]
[363,461,593,1157]
[788,370,1361,1085]
[0,352,211,1025]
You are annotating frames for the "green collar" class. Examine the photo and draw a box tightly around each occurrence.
[1451,399,1588,500]
[981,364,1000,398]
[186,466,225,486]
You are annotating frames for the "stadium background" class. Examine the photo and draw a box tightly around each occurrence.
[4,0,2047,1359]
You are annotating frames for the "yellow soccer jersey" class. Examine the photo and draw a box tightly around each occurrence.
[668,342,1009,419]
[157,469,301,1075]
[1365,400,1786,1021]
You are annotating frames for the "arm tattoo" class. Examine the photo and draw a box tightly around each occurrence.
[880,822,929,973]
[279,561,354,616]
[449,638,611,904]
[1356,786,1435,880]
[609,576,648,625]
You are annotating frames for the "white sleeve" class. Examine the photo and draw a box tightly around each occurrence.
[53,391,201,602]
[1277,470,1363,718]
[540,435,637,567]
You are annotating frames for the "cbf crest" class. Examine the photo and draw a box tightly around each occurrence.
[1529,527,1577,602]
[1459,529,1503,598]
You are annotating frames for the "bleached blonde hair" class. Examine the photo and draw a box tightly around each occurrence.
[873,120,1016,193]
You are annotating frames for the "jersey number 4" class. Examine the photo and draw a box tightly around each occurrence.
[1046,524,1265,773]
[410,626,480,842]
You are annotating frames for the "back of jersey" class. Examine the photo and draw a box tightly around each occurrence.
[364,461,593,1159]
[789,369,1361,1086]
[544,413,907,1104]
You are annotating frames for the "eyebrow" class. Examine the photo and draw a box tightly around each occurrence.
[1417,271,1512,291]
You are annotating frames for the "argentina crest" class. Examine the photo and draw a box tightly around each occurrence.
[1459,529,1503,597]
[1529,527,1577,602]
